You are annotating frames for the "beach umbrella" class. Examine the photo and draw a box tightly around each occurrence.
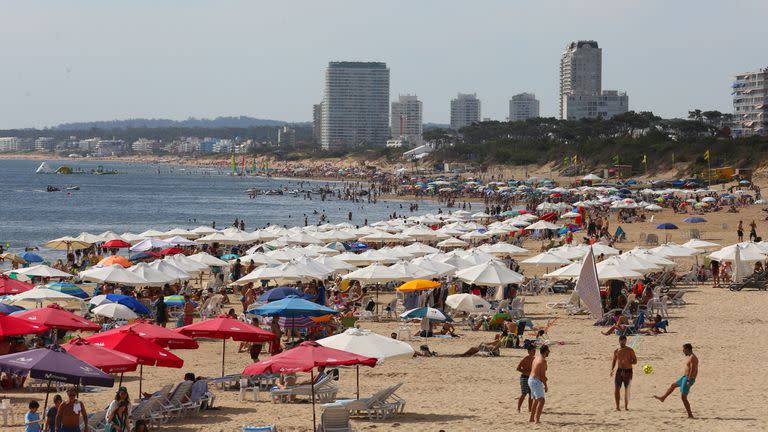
[104,319,199,349]
[159,247,184,256]
[243,341,377,430]
[709,244,767,262]
[129,251,160,261]
[644,204,663,211]
[257,287,311,302]
[682,217,707,224]
[525,220,561,230]
[14,304,100,332]
[409,257,457,277]
[249,295,338,318]
[89,294,151,315]
[187,252,228,267]
[435,237,470,249]
[44,236,91,251]
[103,240,131,249]
[682,239,721,250]
[86,328,183,395]
[455,260,525,288]
[62,337,139,374]
[163,295,186,307]
[543,261,583,279]
[147,260,191,281]
[317,327,414,398]
[312,256,357,273]
[650,244,699,258]
[396,279,441,292]
[6,288,84,307]
[220,253,240,260]
[477,242,528,256]
[0,275,34,295]
[8,265,72,279]
[277,316,318,328]
[44,282,89,299]
[130,238,171,252]
[388,261,436,279]
[521,252,573,266]
[445,293,491,313]
[97,256,132,268]
[656,223,678,230]
[127,263,176,286]
[92,303,139,321]
[165,236,197,246]
[342,263,410,284]
[20,252,44,264]
[0,303,25,315]
[0,345,114,391]
[400,307,451,322]
[595,261,644,281]
[0,253,26,264]
[177,315,275,377]
[80,264,149,285]
[0,314,48,337]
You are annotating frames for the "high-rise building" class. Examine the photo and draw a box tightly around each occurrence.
[732,67,768,137]
[450,93,481,129]
[321,61,390,150]
[278,126,296,147]
[390,94,423,146]
[509,93,540,121]
[312,103,323,145]
[559,40,628,120]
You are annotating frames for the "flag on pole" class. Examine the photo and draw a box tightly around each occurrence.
[574,246,603,319]
[703,149,710,161]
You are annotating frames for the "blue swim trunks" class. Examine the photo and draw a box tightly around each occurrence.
[676,376,695,395]
[527,376,545,400]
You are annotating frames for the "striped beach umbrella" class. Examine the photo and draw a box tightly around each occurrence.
[163,295,186,307]
[45,282,89,299]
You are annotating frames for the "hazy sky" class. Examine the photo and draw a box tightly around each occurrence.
[1,0,766,129]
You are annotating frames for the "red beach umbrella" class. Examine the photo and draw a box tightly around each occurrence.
[0,314,49,337]
[62,337,139,373]
[107,319,199,349]
[0,275,34,295]
[103,240,131,249]
[243,341,377,429]
[86,328,184,396]
[177,315,274,377]
[14,304,101,332]
[159,247,184,256]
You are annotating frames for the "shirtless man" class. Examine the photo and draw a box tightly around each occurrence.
[654,343,699,418]
[516,346,536,412]
[527,345,549,423]
[610,335,637,411]
[55,388,88,432]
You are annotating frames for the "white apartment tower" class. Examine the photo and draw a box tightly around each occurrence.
[450,93,481,129]
[321,61,390,150]
[509,93,540,121]
[391,95,423,146]
[732,67,768,137]
[559,40,628,120]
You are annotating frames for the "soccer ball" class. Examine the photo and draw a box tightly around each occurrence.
[643,364,653,374]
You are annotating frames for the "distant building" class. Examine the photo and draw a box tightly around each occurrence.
[131,138,160,154]
[278,126,297,147]
[562,90,629,120]
[34,137,56,152]
[732,67,768,137]
[509,93,540,121]
[0,137,22,152]
[559,40,628,120]
[313,103,323,145]
[321,61,390,150]
[391,94,423,146]
[450,93,481,129]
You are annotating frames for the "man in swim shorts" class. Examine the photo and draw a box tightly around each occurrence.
[610,335,637,411]
[527,345,549,423]
[654,343,699,418]
[516,346,536,413]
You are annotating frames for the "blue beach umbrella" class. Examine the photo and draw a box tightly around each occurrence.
[20,252,44,264]
[248,295,338,317]
[257,287,311,302]
[45,282,89,299]
[220,254,240,260]
[0,303,25,315]
[350,242,368,251]
[683,217,707,224]
[97,294,151,315]
[656,223,679,230]
[400,307,452,322]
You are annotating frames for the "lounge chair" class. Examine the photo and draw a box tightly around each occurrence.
[509,297,525,319]
[546,292,579,310]
[131,384,173,426]
[158,380,194,421]
[318,403,352,432]
[620,311,645,336]
[669,290,687,306]
[331,383,404,420]
[270,373,337,404]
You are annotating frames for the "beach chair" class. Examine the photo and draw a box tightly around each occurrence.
[546,291,579,310]
[131,385,173,427]
[331,383,404,420]
[84,409,108,432]
[158,380,194,421]
[241,427,277,432]
[318,403,352,432]
[270,373,337,404]
[620,311,645,336]
[0,399,10,427]
[644,234,659,246]
[669,290,687,306]
[509,297,525,319]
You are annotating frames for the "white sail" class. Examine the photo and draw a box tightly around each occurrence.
[35,162,54,174]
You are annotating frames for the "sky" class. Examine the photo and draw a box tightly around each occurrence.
[1,0,766,129]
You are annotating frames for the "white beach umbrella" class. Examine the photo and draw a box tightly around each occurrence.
[312,256,357,273]
[342,263,410,284]
[239,253,282,266]
[525,221,561,230]
[401,226,439,241]
[75,232,103,244]
[233,265,283,285]
[45,236,92,251]
[187,252,229,267]
[543,261,583,279]
[130,238,170,252]
[403,243,440,257]
[5,288,83,306]
[445,293,491,313]
[127,263,176,286]
[590,243,621,256]
[162,228,197,239]
[165,255,208,273]
[477,242,528,256]
[459,231,491,242]
[522,252,573,266]
[147,260,191,281]
[92,303,139,320]
[650,243,699,258]
[548,244,588,260]
[595,261,643,280]
[191,226,218,235]
[455,260,524,287]
[79,264,149,286]
[8,265,73,279]
[681,239,721,250]
[97,231,125,242]
[410,257,457,277]
[436,237,469,249]
[138,229,166,238]
[120,233,146,244]
[388,260,436,279]
[165,236,198,246]
[317,328,414,363]
[709,244,767,262]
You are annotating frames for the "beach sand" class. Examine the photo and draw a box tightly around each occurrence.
[4,194,768,431]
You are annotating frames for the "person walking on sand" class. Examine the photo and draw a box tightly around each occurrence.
[610,335,637,411]
[654,343,699,418]
[737,220,744,242]
[527,345,549,423]
[516,346,536,412]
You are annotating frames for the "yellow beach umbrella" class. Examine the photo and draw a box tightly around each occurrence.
[396,279,441,292]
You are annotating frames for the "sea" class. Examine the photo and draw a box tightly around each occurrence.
[0,159,444,260]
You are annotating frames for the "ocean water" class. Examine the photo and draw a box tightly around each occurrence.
[0,159,443,255]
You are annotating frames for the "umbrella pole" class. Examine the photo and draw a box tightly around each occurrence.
[119,372,124,387]
[356,365,360,399]
[311,368,317,431]
[43,379,52,414]
[139,364,143,398]
[221,338,226,378]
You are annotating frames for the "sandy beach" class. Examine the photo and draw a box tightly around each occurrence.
[3,202,768,431]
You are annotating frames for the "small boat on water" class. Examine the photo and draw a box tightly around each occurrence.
[35,162,54,174]
[64,185,80,191]
[46,185,61,192]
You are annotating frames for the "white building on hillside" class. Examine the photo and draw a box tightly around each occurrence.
[450,93,481,129]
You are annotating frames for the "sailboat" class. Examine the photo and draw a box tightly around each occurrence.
[35,162,54,174]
